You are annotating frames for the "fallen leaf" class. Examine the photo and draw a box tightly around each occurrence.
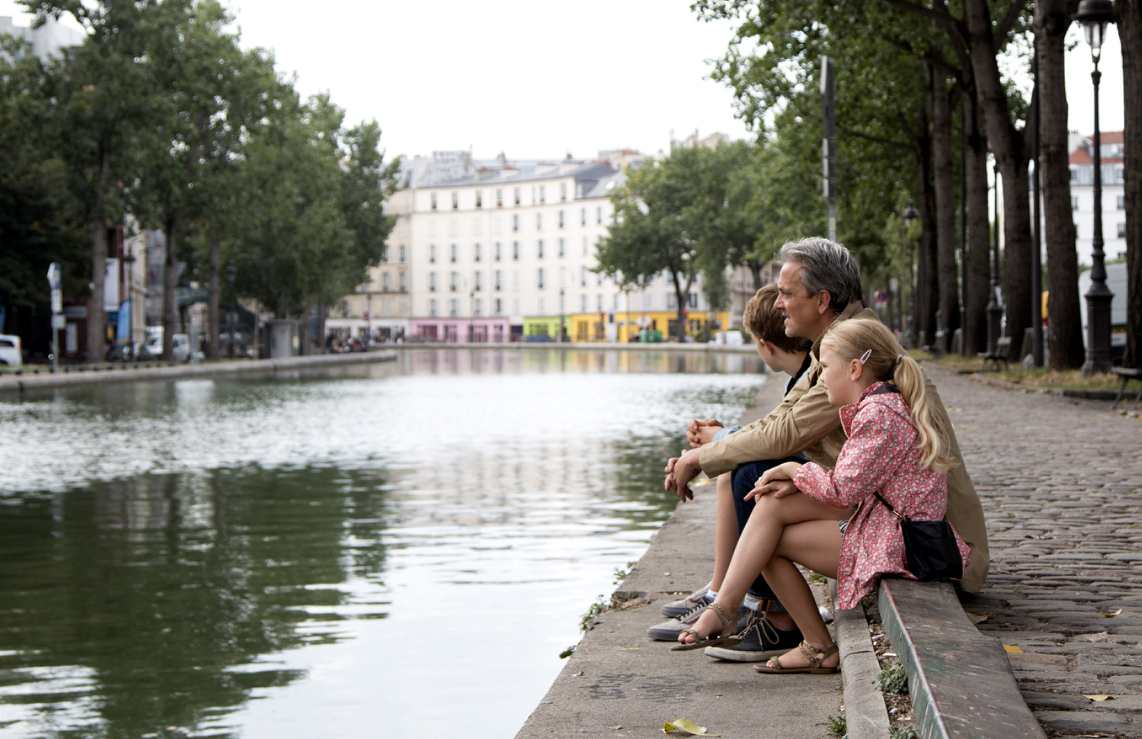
[663,718,718,736]
[1085,694,1115,702]
[1100,608,1123,618]
[1003,644,1024,655]
[966,611,991,625]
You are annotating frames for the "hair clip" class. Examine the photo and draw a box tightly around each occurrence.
[858,349,872,365]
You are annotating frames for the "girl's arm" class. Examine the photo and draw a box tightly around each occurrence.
[793,404,913,507]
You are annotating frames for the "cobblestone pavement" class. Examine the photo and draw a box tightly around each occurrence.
[930,366,1142,737]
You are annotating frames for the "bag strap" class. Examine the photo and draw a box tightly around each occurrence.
[873,491,907,521]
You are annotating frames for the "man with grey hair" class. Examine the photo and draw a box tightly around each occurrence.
[663,237,989,661]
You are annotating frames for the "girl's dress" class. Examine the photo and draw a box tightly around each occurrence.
[793,381,972,609]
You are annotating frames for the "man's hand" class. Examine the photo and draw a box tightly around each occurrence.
[745,461,803,502]
[686,418,723,448]
[664,448,703,502]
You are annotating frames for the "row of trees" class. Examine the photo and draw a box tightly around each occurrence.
[1,0,398,361]
[600,1,1139,368]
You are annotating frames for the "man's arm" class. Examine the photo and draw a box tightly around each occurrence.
[696,369,840,478]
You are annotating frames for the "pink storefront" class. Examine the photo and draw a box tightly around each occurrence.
[410,318,513,343]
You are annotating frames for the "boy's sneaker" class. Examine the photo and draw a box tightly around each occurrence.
[703,611,803,662]
[659,587,712,618]
[647,602,750,641]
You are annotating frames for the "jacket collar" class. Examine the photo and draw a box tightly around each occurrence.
[810,301,870,360]
[839,380,899,435]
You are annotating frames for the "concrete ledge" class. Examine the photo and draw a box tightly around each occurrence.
[878,578,1046,739]
[834,597,892,739]
[389,341,758,354]
[0,350,397,394]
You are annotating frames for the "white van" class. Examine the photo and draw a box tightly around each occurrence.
[0,334,23,368]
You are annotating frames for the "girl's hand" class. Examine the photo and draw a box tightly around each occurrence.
[746,462,803,501]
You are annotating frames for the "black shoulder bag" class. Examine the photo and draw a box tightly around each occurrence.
[873,492,963,582]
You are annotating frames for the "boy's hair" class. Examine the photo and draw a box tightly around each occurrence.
[743,284,811,354]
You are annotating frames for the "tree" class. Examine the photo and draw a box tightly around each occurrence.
[1120,0,1142,369]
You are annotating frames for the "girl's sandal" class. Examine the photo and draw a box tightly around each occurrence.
[753,640,840,674]
[671,602,742,652]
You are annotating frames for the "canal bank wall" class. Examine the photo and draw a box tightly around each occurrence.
[516,375,845,739]
[391,341,757,354]
[0,350,398,395]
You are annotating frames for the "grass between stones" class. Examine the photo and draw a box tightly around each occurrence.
[864,597,920,738]
[910,350,1123,392]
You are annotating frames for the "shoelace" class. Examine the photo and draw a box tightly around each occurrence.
[677,597,715,623]
[740,610,780,643]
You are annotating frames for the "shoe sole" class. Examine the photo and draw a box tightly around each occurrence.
[703,645,788,662]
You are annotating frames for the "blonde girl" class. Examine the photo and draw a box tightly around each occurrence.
[676,319,971,674]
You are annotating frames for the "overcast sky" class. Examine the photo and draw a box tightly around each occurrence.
[1,1,1126,160]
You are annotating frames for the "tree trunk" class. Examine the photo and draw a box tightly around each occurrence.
[1121,0,1142,368]
[963,92,992,356]
[1037,1,1086,368]
[746,258,763,290]
[931,70,960,352]
[162,218,178,362]
[315,303,328,353]
[918,130,940,348]
[669,269,690,342]
[86,216,108,363]
[965,0,1033,360]
[207,236,221,360]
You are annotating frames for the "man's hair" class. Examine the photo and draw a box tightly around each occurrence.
[779,237,863,314]
[743,284,811,353]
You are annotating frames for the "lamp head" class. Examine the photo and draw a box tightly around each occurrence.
[1076,0,1115,58]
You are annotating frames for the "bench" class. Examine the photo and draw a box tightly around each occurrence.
[979,336,1011,372]
[877,578,1045,738]
[1112,367,1142,409]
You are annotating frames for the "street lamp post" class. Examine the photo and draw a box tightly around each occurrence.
[1077,0,1116,374]
[987,163,1004,355]
[902,205,919,347]
[123,246,136,359]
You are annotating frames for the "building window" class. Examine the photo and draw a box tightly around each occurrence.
[558,238,565,257]
[580,207,586,226]
[536,212,543,231]
[494,242,501,261]
[558,210,565,229]
[596,294,603,311]
[474,243,481,262]
[449,298,458,317]
[537,268,545,289]
[475,191,483,209]
[596,206,602,224]
[494,270,502,291]
[399,244,406,263]
[473,298,482,317]
[1119,222,1127,238]
[539,185,546,204]
[580,294,587,312]
[512,214,519,233]
[399,272,406,292]
[580,266,587,287]
[513,187,521,206]
[429,272,437,292]
[450,243,458,263]
[451,192,459,210]
[474,271,482,291]
[1119,194,1127,211]
[494,297,502,315]
[496,189,503,208]
[537,240,544,259]
[382,273,391,292]
[429,298,437,317]
[560,182,567,202]
[689,292,698,308]
[450,271,458,292]
[512,241,519,261]
[429,243,436,263]
[431,192,438,211]
[1072,197,1079,211]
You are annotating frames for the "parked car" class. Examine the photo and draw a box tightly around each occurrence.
[139,332,190,362]
[0,334,22,368]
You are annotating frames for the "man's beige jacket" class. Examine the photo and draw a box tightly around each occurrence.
[696,303,990,593]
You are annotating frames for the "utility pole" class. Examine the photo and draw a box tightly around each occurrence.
[47,262,63,371]
[821,56,837,242]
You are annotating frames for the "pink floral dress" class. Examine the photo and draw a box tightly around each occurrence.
[793,382,973,609]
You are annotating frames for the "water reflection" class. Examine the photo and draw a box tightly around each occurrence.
[0,349,765,737]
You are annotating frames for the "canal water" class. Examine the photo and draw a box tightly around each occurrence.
[0,349,767,737]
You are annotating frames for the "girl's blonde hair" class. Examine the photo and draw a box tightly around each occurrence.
[821,319,957,472]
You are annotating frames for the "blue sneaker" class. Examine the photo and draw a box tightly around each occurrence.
[703,611,803,662]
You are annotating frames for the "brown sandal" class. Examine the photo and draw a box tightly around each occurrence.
[671,602,742,651]
[753,640,840,674]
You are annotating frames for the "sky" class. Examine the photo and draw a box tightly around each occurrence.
[0,1,1126,161]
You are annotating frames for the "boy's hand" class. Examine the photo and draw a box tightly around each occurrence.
[686,418,723,448]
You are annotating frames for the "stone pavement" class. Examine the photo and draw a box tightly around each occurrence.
[929,365,1142,737]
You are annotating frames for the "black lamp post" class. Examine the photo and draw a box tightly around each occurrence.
[122,248,136,360]
[1077,0,1116,374]
[902,205,919,348]
[987,164,1004,355]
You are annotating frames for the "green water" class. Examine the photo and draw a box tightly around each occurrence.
[0,349,766,737]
